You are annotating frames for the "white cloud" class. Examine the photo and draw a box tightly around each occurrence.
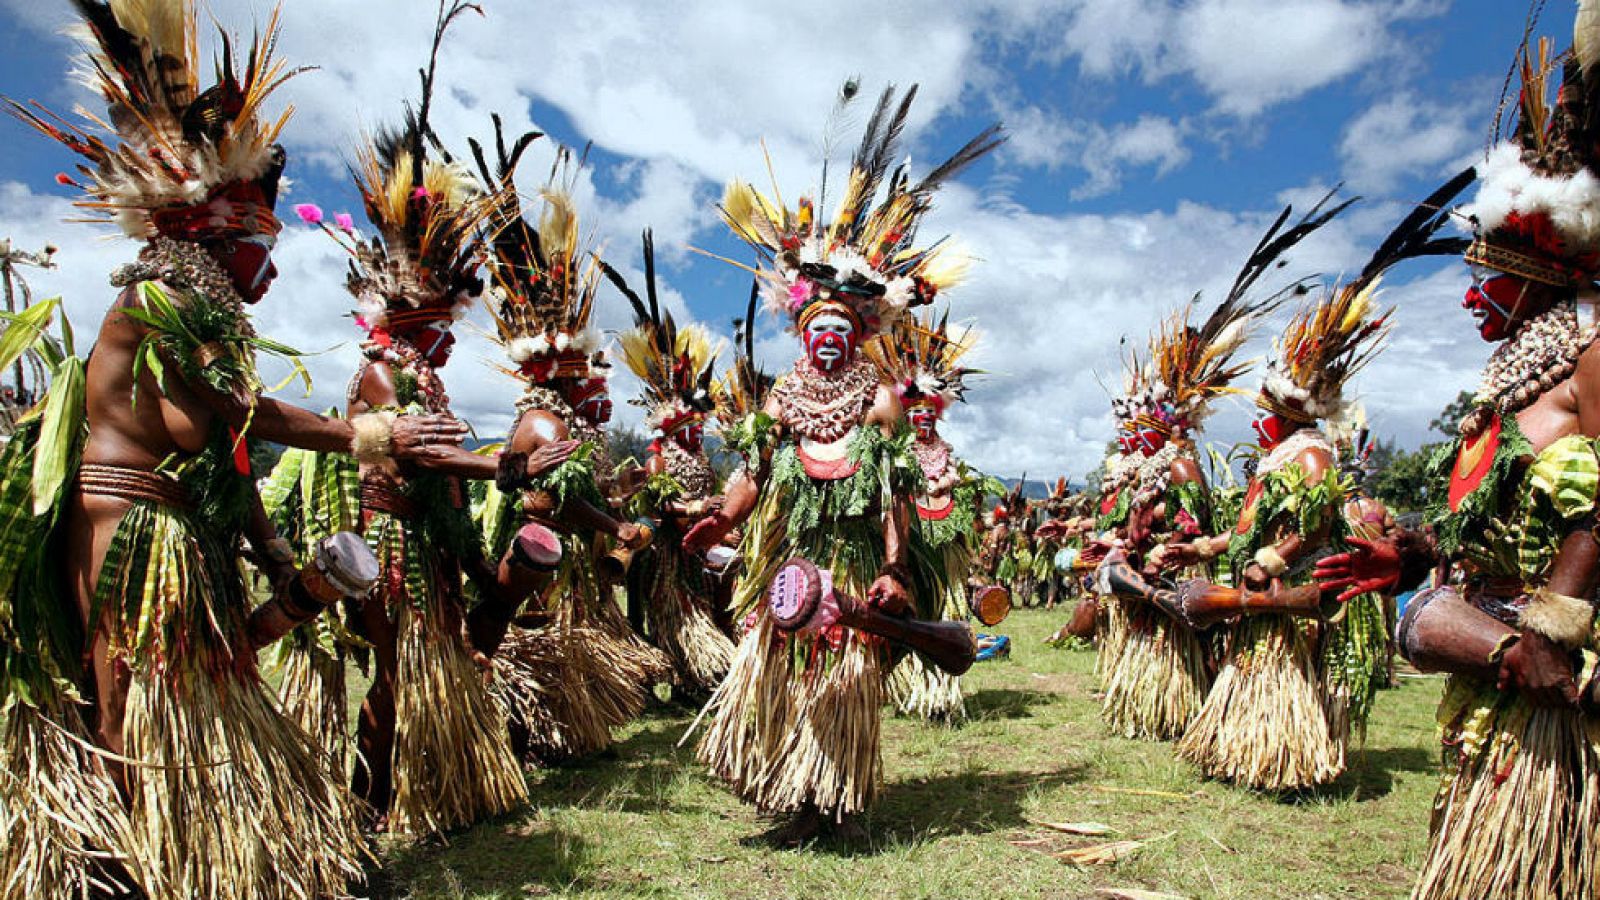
[1339,94,1476,194]
[0,0,1489,483]
[1004,105,1191,198]
[1050,0,1444,118]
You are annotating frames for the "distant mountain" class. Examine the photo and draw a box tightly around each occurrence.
[988,477,1070,500]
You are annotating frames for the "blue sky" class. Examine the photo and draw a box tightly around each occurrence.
[0,0,1547,479]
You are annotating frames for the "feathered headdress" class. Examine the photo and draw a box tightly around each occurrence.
[602,230,723,434]
[471,123,608,385]
[7,0,301,240]
[1461,2,1600,287]
[1109,344,1156,431]
[1139,192,1351,438]
[862,307,979,416]
[1260,174,1474,424]
[714,82,1004,338]
[712,280,774,428]
[324,2,497,336]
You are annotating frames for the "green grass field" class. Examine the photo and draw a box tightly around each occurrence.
[369,607,1443,899]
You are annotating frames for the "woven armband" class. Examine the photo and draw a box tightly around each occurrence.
[1521,587,1596,649]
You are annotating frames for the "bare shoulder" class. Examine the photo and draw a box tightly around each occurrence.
[510,408,570,453]
[1169,454,1206,487]
[1296,444,1335,480]
[1575,338,1600,391]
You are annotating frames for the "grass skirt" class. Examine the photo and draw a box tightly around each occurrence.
[1410,673,1600,900]
[1321,591,1387,760]
[96,500,367,899]
[887,651,965,724]
[1101,605,1211,741]
[1095,598,1131,690]
[697,614,889,819]
[491,539,662,763]
[0,695,157,899]
[274,631,351,777]
[1176,614,1343,791]
[640,543,736,696]
[366,511,527,837]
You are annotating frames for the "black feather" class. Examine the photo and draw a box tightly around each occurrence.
[1359,167,1476,282]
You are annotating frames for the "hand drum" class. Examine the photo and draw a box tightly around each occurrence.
[511,522,563,571]
[968,584,1012,627]
[769,557,830,632]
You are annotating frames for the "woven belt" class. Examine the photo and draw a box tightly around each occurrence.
[361,481,418,519]
[77,463,193,511]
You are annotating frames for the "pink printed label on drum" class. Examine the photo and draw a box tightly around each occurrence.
[770,564,812,620]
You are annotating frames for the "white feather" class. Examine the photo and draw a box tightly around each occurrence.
[1462,143,1600,251]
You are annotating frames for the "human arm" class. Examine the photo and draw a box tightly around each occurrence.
[865,385,911,614]
[683,395,783,553]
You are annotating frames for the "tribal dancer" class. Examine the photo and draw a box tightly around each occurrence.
[868,310,998,724]
[1317,10,1600,894]
[1087,436,1141,685]
[685,84,1002,844]
[317,7,543,835]
[1099,204,1334,742]
[0,2,477,894]
[1098,260,1294,742]
[468,130,658,764]
[603,231,737,701]
[1164,188,1455,789]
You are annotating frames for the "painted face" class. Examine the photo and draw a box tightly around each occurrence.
[1463,269,1549,343]
[908,405,940,439]
[803,312,858,372]
[414,320,456,368]
[215,233,278,303]
[670,417,705,452]
[1135,426,1167,457]
[1116,434,1136,455]
[1252,412,1291,449]
[574,383,612,425]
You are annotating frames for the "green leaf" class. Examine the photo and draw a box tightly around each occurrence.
[0,298,60,375]
[30,356,85,516]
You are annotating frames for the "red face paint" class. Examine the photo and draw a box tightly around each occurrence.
[1463,272,1548,343]
[216,236,277,303]
[671,420,704,452]
[803,312,858,372]
[1136,427,1166,457]
[908,406,939,439]
[1253,412,1291,449]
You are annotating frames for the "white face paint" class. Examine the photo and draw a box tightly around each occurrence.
[804,312,857,372]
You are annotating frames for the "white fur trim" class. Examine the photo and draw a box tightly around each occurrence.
[1521,588,1596,648]
[350,412,397,465]
[1462,143,1600,253]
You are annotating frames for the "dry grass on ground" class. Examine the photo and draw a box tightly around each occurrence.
[366,607,1443,899]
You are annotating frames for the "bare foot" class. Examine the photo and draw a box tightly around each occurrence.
[828,813,868,845]
[761,805,824,848]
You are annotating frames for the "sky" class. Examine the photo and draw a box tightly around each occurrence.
[0,0,1548,482]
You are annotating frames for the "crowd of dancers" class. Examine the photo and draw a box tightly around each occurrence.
[4,2,1600,899]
